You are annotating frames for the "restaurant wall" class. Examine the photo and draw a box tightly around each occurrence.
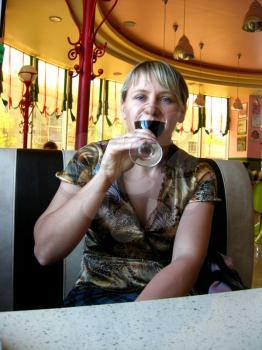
[229,95,262,170]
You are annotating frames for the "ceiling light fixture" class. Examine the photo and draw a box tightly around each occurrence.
[173,0,194,60]
[49,16,62,23]
[194,42,205,108]
[123,20,136,28]
[232,53,244,111]
[172,22,179,54]
[242,0,262,32]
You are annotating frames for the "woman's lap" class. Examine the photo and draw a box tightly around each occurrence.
[63,283,142,307]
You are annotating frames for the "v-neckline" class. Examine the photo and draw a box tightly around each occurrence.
[143,166,168,230]
[117,162,168,231]
[115,144,179,230]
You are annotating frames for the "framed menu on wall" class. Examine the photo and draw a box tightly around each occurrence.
[237,119,247,135]
[237,136,247,152]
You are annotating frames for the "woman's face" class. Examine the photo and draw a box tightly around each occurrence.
[121,74,185,145]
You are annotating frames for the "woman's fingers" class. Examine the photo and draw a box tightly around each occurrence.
[108,132,154,151]
[100,131,158,178]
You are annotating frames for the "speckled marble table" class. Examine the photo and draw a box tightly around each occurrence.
[1,288,262,350]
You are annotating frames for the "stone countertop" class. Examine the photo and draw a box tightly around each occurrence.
[0,288,262,350]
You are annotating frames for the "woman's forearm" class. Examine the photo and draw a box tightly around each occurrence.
[136,256,200,301]
[137,202,214,301]
[34,171,112,265]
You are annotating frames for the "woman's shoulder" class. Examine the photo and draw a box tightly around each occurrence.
[166,145,198,172]
[166,145,216,177]
[56,140,109,186]
[75,140,108,158]
[69,140,110,167]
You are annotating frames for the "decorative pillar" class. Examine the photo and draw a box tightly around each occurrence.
[67,0,118,150]
[18,65,37,149]
[74,0,94,149]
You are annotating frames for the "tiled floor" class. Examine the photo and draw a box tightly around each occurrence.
[252,243,262,288]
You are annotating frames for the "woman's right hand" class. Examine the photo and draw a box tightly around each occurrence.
[99,130,156,181]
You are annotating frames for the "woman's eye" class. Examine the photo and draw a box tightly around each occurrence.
[160,96,173,103]
[134,95,146,101]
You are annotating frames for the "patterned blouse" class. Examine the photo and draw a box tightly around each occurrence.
[56,141,220,291]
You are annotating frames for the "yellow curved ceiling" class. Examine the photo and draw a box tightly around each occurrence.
[4,0,262,99]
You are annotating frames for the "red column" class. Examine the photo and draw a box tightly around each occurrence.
[75,0,96,150]
[22,81,31,149]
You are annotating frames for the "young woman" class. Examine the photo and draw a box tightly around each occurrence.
[34,60,220,306]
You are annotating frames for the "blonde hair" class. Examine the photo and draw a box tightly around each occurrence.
[121,60,188,110]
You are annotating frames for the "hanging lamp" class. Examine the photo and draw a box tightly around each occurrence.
[172,22,179,57]
[173,0,194,60]
[242,0,262,32]
[162,0,168,55]
[194,42,205,108]
[232,53,244,111]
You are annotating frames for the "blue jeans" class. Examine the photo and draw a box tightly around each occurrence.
[63,283,142,307]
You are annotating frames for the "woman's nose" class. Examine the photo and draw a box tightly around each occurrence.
[143,101,160,117]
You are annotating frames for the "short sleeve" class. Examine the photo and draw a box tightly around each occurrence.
[189,162,221,203]
[56,143,103,187]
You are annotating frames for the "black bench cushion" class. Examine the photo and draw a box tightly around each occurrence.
[14,149,64,310]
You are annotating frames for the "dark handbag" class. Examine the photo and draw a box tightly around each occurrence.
[194,249,246,294]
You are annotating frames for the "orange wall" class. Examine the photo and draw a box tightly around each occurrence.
[229,96,261,161]
[229,97,248,159]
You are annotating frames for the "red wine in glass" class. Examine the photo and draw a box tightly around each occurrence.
[134,120,165,137]
[129,119,165,167]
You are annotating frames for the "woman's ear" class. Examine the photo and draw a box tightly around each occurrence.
[177,109,185,124]
[121,103,127,121]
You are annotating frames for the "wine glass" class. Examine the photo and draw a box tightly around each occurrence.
[129,115,166,167]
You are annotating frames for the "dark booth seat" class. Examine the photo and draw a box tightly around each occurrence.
[0,148,254,311]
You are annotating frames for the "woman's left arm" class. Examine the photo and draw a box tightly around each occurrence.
[136,201,214,301]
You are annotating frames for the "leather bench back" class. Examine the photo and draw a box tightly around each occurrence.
[0,148,78,311]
